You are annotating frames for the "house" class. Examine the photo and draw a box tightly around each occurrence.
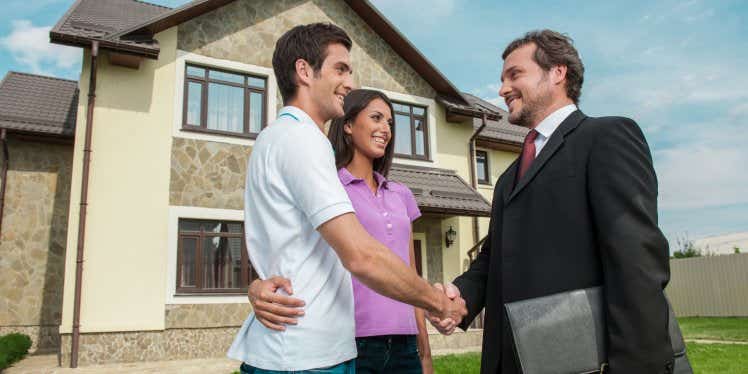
[0,0,528,367]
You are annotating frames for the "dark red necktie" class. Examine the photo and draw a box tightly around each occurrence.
[518,129,539,180]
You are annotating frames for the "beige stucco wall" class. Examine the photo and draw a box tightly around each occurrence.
[0,138,72,351]
[60,28,178,334]
[476,149,517,239]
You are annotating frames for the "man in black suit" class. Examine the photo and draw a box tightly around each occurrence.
[429,30,674,374]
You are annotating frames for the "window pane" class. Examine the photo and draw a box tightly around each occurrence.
[412,106,425,116]
[393,103,409,113]
[209,70,244,84]
[414,118,426,156]
[248,77,266,89]
[186,66,205,78]
[186,82,202,126]
[179,219,202,232]
[208,83,244,134]
[249,91,264,133]
[203,236,242,289]
[394,113,412,155]
[180,237,197,287]
[476,152,487,182]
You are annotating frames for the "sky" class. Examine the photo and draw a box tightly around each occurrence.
[1,0,746,247]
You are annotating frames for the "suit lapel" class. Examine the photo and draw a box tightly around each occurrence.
[507,110,587,204]
[501,159,519,205]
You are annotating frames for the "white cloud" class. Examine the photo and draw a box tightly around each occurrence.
[1,20,81,75]
[656,144,748,210]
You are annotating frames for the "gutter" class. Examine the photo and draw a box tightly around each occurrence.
[0,129,8,238]
[468,114,488,245]
[70,40,98,368]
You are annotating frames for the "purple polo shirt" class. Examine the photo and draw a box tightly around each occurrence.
[338,167,422,337]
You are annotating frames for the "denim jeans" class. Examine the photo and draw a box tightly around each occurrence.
[239,360,355,374]
[355,335,422,374]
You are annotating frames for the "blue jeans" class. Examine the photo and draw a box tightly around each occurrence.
[240,360,356,374]
[355,335,422,374]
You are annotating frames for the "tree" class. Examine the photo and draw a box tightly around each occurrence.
[671,234,702,259]
[735,246,742,254]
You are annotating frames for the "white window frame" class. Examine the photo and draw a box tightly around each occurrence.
[166,205,248,304]
[174,50,278,147]
[362,87,437,168]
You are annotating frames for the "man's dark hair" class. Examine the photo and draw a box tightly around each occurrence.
[272,23,352,105]
[502,29,585,104]
[328,89,396,178]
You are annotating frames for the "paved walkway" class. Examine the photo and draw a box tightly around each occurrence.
[4,355,241,374]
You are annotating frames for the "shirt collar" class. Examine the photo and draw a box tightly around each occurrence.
[533,104,577,140]
[277,106,315,126]
[338,167,389,189]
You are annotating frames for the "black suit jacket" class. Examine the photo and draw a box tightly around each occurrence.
[454,111,674,374]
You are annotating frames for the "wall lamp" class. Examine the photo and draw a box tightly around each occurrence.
[445,226,457,247]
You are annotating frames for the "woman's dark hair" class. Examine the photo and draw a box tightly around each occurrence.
[272,23,352,105]
[328,89,395,177]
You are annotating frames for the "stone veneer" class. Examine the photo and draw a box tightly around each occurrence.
[177,0,436,99]
[170,138,249,209]
[59,327,239,367]
[165,303,250,329]
[0,138,72,352]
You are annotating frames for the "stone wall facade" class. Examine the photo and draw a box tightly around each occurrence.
[170,138,249,209]
[177,0,436,99]
[165,303,250,329]
[0,138,72,352]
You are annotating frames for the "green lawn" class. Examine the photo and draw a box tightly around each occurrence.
[679,317,748,342]
[431,343,748,374]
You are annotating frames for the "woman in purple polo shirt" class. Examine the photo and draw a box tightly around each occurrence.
[248,89,433,374]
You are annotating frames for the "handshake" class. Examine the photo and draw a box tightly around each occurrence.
[248,277,467,335]
[427,282,467,335]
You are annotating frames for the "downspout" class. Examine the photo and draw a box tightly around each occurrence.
[0,129,8,238]
[468,113,487,245]
[71,40,98,368]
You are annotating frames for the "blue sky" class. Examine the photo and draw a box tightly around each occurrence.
[1,0,746,246]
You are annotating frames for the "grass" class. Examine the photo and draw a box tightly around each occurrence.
[428,343,748,374]
[679,317,748,342]
[433,352,482,373]
[687,342,748,374]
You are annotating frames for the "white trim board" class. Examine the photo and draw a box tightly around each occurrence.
[165,205,248,304]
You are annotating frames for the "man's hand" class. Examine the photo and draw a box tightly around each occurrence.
[247,276,305,331]
[426,283,464,335]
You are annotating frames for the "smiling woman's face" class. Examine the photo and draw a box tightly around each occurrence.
[345,98,393,161]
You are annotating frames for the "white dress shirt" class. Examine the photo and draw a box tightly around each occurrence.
[532,104,577,156]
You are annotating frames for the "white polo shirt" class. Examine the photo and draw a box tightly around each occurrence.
[228,106,356,370]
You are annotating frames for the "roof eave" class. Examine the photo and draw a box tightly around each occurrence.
[50,31,160,59]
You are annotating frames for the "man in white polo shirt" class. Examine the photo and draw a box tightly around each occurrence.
[228,23,466,373]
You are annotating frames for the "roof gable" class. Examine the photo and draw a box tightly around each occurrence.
[0,72,79,137]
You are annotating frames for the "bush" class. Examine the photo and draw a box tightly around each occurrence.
[0,333,32,370]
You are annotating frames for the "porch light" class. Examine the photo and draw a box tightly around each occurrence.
[445,226,457,247]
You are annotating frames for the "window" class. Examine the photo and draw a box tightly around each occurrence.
[392,102,429,159]
[176,219,256,294]
[476,150,490,185]
[183,64,267,138]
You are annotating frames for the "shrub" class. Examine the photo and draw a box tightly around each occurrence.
[0,333,32,370]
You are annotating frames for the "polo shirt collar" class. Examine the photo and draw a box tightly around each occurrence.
[338,167,389,189]
[278,106,315,126]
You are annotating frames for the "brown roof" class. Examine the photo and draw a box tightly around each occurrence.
[389,164,491,217]
[463,93,529,147]
[50,0,484,110]
[0,72,79,137]
[50,0,173,57]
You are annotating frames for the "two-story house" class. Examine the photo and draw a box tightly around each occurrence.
[0,0,528,367]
